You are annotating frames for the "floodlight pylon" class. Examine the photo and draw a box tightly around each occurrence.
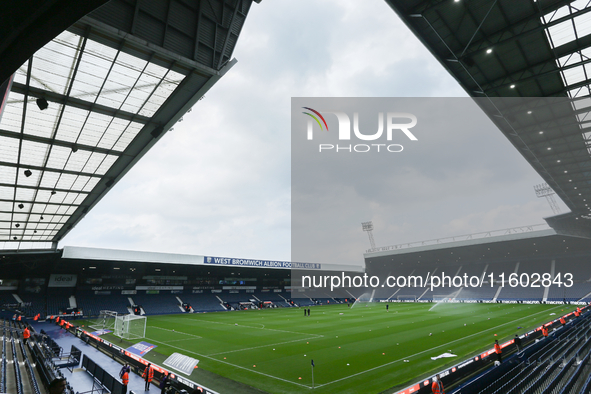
[362,221,376,250]
[534,183,561,215]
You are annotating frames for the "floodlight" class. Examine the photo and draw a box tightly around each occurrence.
[24,169,32,177]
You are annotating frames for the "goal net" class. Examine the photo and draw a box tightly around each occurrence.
[396,295,417,302]
[89,310,118,332]
[115,314,147,340]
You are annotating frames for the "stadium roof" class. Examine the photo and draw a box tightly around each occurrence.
[365,230,591,267]
[386,0,591,234]
[0,0,257,250]
[60,246,365,272]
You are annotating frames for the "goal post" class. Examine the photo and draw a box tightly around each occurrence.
[396,295,417,302]
[89,310,118,332]
[115,314,147,340]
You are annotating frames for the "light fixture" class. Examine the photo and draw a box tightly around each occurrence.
[18,204,24,209]
[24,169,32,177]
[36,98,48,110]
[510,84,515,88]
[486,48,492,54]
[14,224,20,228]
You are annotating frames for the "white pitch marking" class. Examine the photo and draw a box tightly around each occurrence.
[144,337,312,389]
[208,336,322,356]
[314,305,565,388]
[150,326,202,339]
[184,317,322,337]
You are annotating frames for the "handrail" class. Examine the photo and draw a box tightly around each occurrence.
[10,332,24,394]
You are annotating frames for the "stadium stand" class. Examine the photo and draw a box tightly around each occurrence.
[456,312,591,394]
[75,290,129,317]
[0,317,75,394]
[46,288,73,316]
[179,293,227,313]
[18,293,47,319]
[131,293,182,315]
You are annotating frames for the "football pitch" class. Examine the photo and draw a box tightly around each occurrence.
[97,303,567,394]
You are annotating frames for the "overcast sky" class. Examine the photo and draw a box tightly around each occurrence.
[59,0,568,265]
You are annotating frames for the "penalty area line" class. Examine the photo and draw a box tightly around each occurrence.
[144,337,312,389]
[150,326,202,339]
[208,336,324,356]
[184,317,324,338]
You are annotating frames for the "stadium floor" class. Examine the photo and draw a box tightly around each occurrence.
[79,303,570,394]
[30,320,163,393]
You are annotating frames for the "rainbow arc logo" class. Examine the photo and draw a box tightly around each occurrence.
[302,107,328,131]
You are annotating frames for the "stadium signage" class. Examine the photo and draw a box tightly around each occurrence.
[91,286,125,290]
[302,107,417,153]
[204,256,321,270]
[136,286,183,291]
[48,274,77,287]
[222,286,257,290]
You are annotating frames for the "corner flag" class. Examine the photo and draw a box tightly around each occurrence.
[311,359,315,388]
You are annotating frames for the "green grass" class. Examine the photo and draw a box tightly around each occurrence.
[88,303,567,394]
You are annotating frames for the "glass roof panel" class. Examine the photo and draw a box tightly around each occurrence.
[64,150,93,173]
[563,65,587,86]
[15,188,36,201]
[95,154,119,175]
[31,35,82,96]
[55,106,92,143]
[0,187,14,200]
[81,177,100,192]
[69,40,118,102]
[113,122,143,151]
[20,139,51,167]
[38,172,61,190]
[574,11,591,39]
[16,170,42,189]
[45,146,71,170]
[546,20,576,48]
[0,17,200,247]
[0,137,19,163]
[0,167,16,185]
[0,92,25,133]
[544,5,572,23]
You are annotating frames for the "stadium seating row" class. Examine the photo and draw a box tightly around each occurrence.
[455,312,591,394]
[0,318,75,394]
